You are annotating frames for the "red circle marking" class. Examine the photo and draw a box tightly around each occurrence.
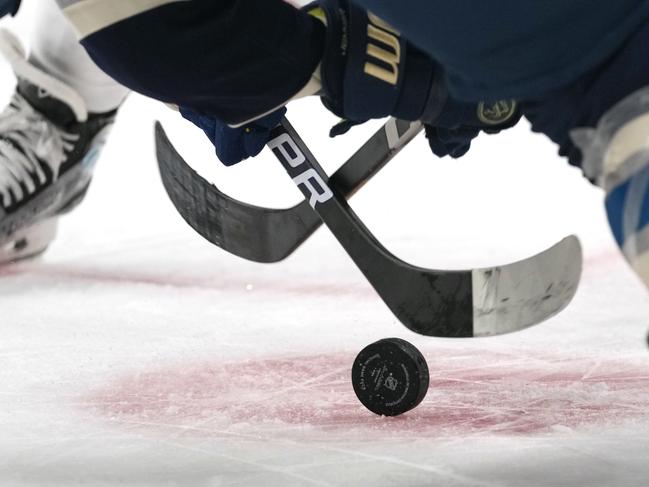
[85,350,649,440]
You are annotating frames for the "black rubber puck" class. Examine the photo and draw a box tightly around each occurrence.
[352,338,429,416]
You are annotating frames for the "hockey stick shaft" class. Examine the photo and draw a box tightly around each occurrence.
[271,118,472,336]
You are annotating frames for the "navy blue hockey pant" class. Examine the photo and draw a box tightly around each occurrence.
[57,0,649,167]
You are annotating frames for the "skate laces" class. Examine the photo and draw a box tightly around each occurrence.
[0,92,79,208]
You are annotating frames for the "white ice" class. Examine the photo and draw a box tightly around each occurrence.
[2,13,649,487]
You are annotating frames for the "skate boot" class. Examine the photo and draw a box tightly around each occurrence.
[0,29,116,264]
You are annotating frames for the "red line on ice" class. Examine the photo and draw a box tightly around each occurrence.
[0,263,373,298]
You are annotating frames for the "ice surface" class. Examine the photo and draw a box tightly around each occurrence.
[1,12,649,487]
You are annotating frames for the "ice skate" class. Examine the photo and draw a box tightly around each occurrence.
[0,29,116,264]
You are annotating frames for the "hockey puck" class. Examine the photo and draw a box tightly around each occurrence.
[352,338,429,416]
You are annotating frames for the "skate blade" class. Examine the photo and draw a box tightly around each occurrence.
[0,219,58,265]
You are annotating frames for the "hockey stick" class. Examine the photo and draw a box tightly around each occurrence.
[155,119,421,263]
[155,119,581,337]
[268,117,582,337]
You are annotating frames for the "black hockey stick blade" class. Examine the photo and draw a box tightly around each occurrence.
[270,117,582,338]
[155,119,422,263]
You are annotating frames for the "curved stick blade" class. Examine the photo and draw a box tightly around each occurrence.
[472,235,582,336]
[155,122,316,262]
[271,118,582,337]
[155,120,422,263]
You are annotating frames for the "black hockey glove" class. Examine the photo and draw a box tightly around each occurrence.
[0,0,19,17]
[180,106,286,166]
[423,99,521,158]
[316,0,520,158]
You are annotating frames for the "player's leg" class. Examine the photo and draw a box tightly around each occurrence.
[518,21,649,291]
[57,0,324,126]
[30,0,129,114]
[575,89,649,287]
[0,0,129,263]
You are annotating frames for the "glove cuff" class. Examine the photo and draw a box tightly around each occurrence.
[319,0,435,122]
